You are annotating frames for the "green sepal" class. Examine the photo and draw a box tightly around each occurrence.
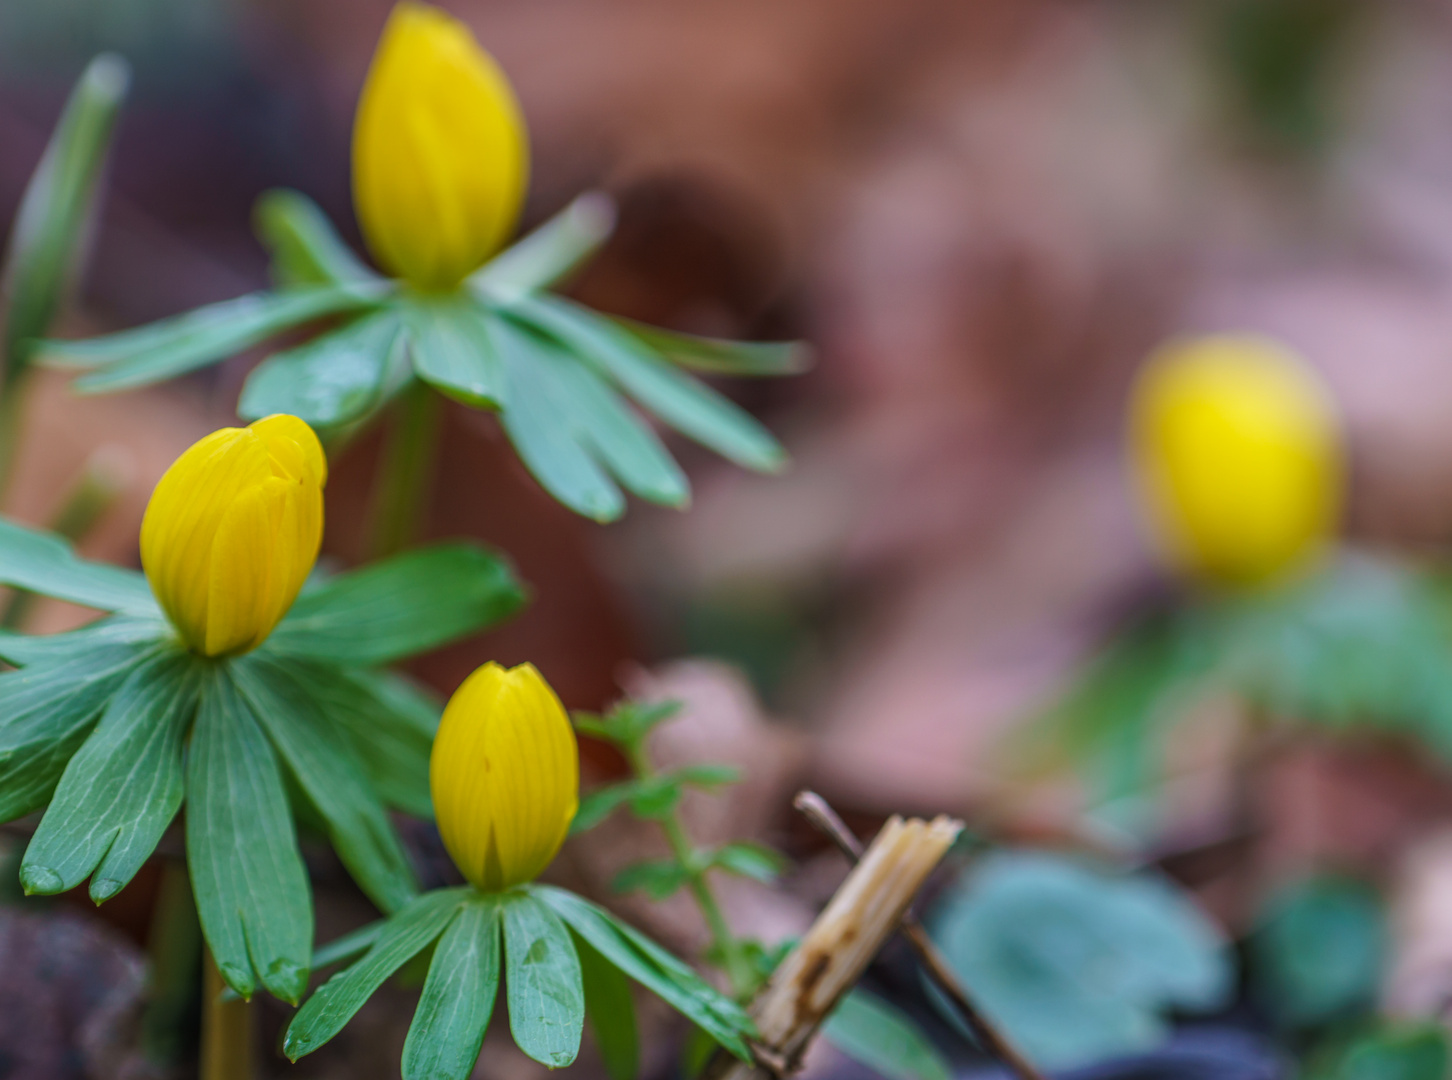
[239,306,407,429]
[266,541,524,667]
[822,990,951,1080]
[0,614,167,667]
[187,665,312,1004]
[229,652,419,913]
[312,919,385,971]
[471,192,615,298]
[577,930,640,1080]
[490,314,626,521]
[531,884,756,1059]
[502,890,585,1068]
[40,282,388,393]
[20,649,198,902]
[283,887,471,1061]
[611,317,810,378]
[405,293,506,409]
[253,188,380,289]
[2,54,129,379]
[500,318,689,510]
[0,639,156,821]
[504,294,786,474]
[271,659,437,819]
[0,515,158,616]
[403,894,503,1080]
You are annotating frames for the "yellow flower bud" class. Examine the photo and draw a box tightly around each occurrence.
[430,662,579,892]
[141,415,327,657]
[1129,334,1344,588]
[352,1,529,291]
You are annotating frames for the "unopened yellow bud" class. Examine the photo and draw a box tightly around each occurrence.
[1129,334,1343,588]
[430,662,578,892]
[352,1,529,291]
[141,415,326,657]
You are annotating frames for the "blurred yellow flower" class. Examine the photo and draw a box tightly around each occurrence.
[353,1,529,291]
[1129,334,1343,588]
[141,415,326,657]
[431,662,579,892]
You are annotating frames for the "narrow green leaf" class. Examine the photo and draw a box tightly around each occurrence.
[472,192,615,297]
[502,891,585,1069]
[577,931,640,1080]
[711,842,786,885]
[611,318,810,377]
[403,895,502,1080]
[284,888,470,1061]
[490,314,625,521]
[0,641,153,820]
[540,339,690,507]
[2,54,129,377]
[823,991,951,1080]
[406,294,506,408]
[231,653,419,913]
[187,666,312,1004]
[0,615,165,667]
[612,859,690,901]
[239,308,406,428]
[0,515,158,615]
[253,188,379,288]
[277,662,436,819]
[42,283,386,393]
[267,542,524,667]
[627,776,684,820]
[507,295,785,473]
[21,650,198,902]
[674,764,741,790]
[532,885,756,1059]
[570,782,639,835]
[314,920,385,971]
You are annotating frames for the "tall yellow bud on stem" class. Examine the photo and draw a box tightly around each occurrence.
[353,2,529,291]
[430,662,579,892]
[141,414,326,657]
[1129,334,1344,588]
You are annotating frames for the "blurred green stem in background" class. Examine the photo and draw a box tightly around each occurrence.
[623,737,758,999]
[141,860,203,1068]
[0,53,129,501]
[366,379,441,560]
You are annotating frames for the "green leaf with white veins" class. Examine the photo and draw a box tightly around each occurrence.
[502,891,585,1069]
[403,895,502,1080]
[187,666,312,1003]
[21,650,199,903]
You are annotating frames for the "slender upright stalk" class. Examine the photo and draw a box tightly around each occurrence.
[140,859,203,1068]
[201,949,253,1080]
[365,380,440,560]
[624,742,756,999]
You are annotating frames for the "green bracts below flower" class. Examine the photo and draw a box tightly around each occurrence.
[38,188,802,521]
[285,884,756,1079]
[0,510,523,1004]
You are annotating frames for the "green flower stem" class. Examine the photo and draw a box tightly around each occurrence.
[201,947,253,1080]
[1,442,127,629]
[366,379,440,560]
[0,372,31,507]
[140,859,203,1067]
[623,741,756,999]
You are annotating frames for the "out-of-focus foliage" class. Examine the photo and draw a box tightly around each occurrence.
[925,851,1233,1070]
[1250,875,1386,1029]
[1305,1023,1450,1080]
[1034,555,1452,829]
